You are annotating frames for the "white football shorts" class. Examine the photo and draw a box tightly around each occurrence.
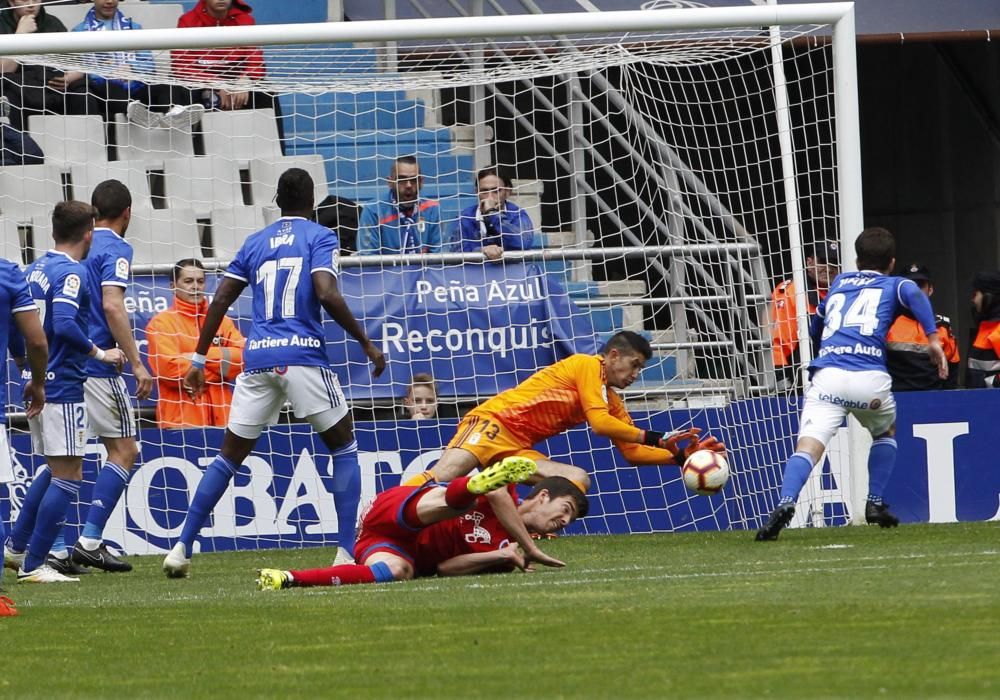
[798,367,896,446]
[85,376,137,439]
[28,402,89,458]
[228,365,348,438]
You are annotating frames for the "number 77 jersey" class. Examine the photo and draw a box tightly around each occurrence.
[224,216,340,371]
[810,270,937,373]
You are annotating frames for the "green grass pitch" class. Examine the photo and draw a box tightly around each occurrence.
[2,522,997,699]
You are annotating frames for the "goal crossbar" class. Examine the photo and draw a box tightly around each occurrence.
[0,4,857,55]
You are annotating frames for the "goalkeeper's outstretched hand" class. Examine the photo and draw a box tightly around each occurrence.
[643,427,702,456]
[684,435,727,460]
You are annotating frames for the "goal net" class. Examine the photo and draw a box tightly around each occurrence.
[0,5,861,556]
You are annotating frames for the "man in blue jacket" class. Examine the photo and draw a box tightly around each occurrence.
[358,155,443,255]
[457,167,535,260]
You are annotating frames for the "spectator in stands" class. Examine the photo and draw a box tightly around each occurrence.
[171,0,285,148]
[456,167,535,260]
[966,270,1000,389]
[146,258,245,427]
[770,241,840,388]
[358,156,444,255]
[402,373,437,420]
[0,0,97,131]
[70,0,203,129]
[886,263,960,391]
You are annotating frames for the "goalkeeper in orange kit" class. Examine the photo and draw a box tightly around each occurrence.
[404,330,726,568]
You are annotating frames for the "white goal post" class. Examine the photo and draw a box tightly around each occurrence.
[0,3,868,554]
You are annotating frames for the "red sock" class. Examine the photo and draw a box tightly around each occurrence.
[289,565,376,587]
[445,476,476,510]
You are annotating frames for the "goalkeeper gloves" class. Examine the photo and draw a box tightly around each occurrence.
[642,428,701,456]
[642,429,727,460]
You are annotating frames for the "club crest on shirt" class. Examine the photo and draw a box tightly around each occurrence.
[115,257,130,280]
[63,273,81,298]
[463,511,491,544]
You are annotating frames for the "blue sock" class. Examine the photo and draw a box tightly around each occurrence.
[330,440,361,558]
[81,462,130,541]
[51,531,67,556]
[866,437,897,503]
[178,455,240,554]
[8,466,51,552]
[24,478,81,572]
[778,452,815,505]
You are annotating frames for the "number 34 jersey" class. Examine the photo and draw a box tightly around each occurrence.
[225,216,340,371]
[810,270,937,374]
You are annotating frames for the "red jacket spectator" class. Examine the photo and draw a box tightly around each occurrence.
[172,0,264,82]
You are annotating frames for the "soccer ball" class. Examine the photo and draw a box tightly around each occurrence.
[681,450,730,496]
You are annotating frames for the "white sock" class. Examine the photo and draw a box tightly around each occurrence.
[78,536,102,551]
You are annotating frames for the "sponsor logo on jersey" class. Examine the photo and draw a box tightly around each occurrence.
[817,391,872,410]
[63,273,81,298]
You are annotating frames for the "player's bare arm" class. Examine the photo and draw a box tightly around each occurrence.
[436,542,527,577]
[184,276,247,397]
[13,307,48,418]
[312,270,385,377]
[485,488,564,569]
[102,285,153,399]
[926,332,948,380]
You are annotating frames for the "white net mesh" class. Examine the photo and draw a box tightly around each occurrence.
[0,14,853,555]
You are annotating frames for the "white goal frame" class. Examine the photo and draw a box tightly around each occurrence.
[0,2,867,523]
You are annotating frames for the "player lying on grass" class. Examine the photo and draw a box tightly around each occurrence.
[256,457,587,590]
[402,330,726,568]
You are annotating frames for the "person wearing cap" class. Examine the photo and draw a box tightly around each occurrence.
[770,241,841,387]
[886,263,960,391]
[966,271,1000,389]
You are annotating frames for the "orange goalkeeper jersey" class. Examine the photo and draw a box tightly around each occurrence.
[469,354,678,465]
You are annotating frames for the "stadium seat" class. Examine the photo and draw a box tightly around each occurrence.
[127,208,202,267]
[28,215,51,262]
[0,218,25,265]
[27,114,107,165]
[210,206,266,260]
[162,157,244,218]
[114,113,195,162]
[247,155,328,206]
[70,163,153,210]
[201,109,282,163]
[0,164,65,223]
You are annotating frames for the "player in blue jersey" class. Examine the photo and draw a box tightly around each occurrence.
[0,256,48,590]
[756,227,947,541]
[3,202,126,583]
[162,168,386,578]
[52,180,154,575]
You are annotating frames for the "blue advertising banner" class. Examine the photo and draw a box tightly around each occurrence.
[2,389,995,556]
[4,263,598,409]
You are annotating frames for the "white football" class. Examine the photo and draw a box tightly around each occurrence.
[681,449,730,496]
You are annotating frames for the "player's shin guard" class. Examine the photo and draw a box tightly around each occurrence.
[7,465,51,552]
[866,437,897,503]
[178,455,240,554]
[330,440,361,558]
[23,478,81,573]
[289,561,394,587]
[778,452,815,505]
[80,462,130,542]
